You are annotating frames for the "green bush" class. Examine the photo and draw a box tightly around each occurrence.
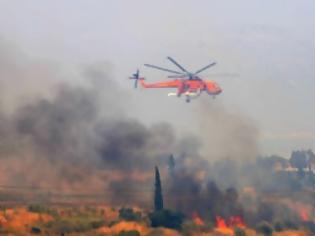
[149,209,185,230]
[119,208,142,222]
[118,230,140,236]
[109,220,119,227]
[283,220,298,230]
[45,219,86,234]
[44,216,105,234]
[256,221,273,236]
[28,204,58,217]
[274,221,284,232]
[234,227,246,236]
[30,226,41,234]
[90,219,105,229]
[28,204,48,213]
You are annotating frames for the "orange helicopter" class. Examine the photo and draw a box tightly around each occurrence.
[130,57,222,103]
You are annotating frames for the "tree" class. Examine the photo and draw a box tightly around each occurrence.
[290,150,307,177]
[154,166,163,211]
[119,208,141,221]
[257,202,274,222]
[206,181,224,218]
[234,227,246,236]
[168,154,175,177]
[306,149,315,172]
[149,209,184,230]
[224,187,243,218]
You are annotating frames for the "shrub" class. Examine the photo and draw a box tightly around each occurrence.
[109,220,119,227]
[28,204,58,217]
[90,219,105,229]
[256,221,273,236]
[234,227,246,236]
[30,226,41,234]
[149,209,185,230]
[119,208,142,222]
[45,219,85,234]
[274,221,284,232]
[283,220,298,230]
[28,204,48,213]
[119,230,140,236]
[44,216,105,234]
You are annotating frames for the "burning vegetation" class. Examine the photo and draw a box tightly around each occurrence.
[0,41,315,235]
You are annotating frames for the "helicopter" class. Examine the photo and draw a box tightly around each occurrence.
[130,57,222,103]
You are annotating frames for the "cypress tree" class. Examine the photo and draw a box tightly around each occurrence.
[168,154,175,177]
[154,166,163,211]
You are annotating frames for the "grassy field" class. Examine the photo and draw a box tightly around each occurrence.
[0,203,312,236]
[0,188,314,236]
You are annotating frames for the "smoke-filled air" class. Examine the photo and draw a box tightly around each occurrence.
[1,1,315,235]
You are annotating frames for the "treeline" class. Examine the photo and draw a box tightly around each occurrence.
[258,149,315,173]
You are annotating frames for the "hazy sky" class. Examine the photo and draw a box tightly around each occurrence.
[0,0,314,157]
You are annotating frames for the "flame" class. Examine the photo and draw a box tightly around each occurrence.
[228,216,246,228]
[299,208,309,222]
[287,201,313,222]
[192,211,204,226]
[215,216,234,236]
[215,216,227,229]
[215,215,246,229]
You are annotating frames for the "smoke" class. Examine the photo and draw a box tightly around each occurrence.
[195,99,259,162]
[160,98,260,219]
[0,39,176,202]
[0,39,62,113]
[164,161,244,221]
[2,39,315,234]
[0,39,262,213]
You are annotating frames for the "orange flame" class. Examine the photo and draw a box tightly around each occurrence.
[288,202,313,222]
[228,216,246,228]
[299,209,309,222]
[192,212,204,226]
[215,216,227,229]
[215,215,246,229]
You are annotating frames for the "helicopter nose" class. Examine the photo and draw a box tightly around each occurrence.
[217,87,222,94]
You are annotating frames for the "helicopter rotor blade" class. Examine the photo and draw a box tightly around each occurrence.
[144,64,183,74]
[194,62,216,75]
[167,57,188,73]
[203,73,238,78]
[167,74,187,78]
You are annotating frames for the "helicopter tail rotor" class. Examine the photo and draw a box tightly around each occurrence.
[129,69,143,88]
